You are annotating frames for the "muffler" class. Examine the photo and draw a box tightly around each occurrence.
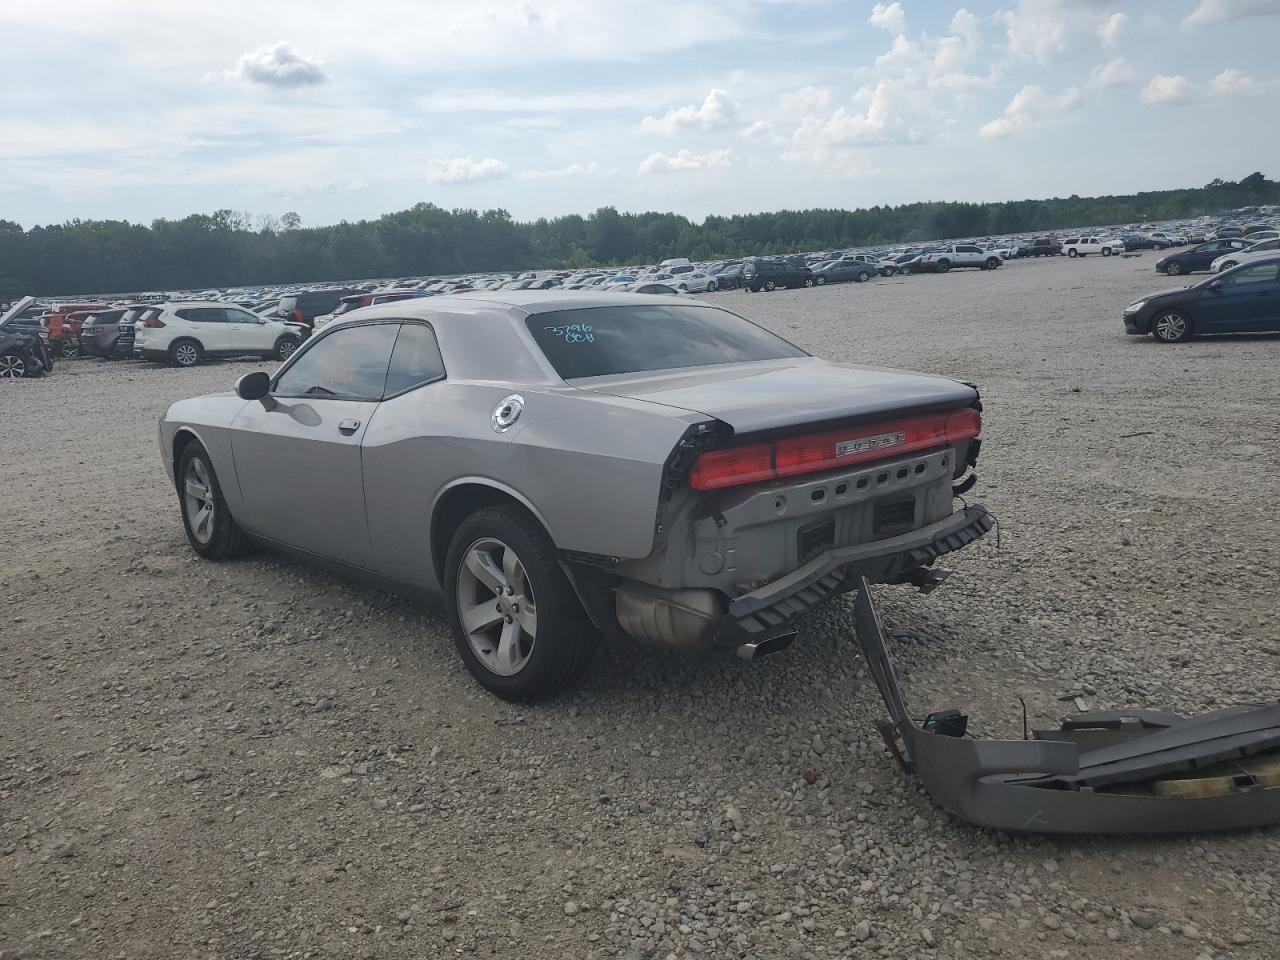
[736,632,797,660]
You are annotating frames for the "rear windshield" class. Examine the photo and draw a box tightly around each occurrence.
[526,304,806,380]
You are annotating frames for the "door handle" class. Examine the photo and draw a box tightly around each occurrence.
[338,419,361,435]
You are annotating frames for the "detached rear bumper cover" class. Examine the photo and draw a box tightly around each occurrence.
[723,503,992,641]
[854,578,1280,834]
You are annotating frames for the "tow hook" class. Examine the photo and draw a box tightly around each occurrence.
[893,566,952,594]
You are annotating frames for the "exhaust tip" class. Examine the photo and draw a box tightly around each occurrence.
[737,632,797,660]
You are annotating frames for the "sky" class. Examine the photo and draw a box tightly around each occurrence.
[2,0,1278,228]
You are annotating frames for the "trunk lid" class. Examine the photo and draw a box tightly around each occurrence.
[572,357,978,435]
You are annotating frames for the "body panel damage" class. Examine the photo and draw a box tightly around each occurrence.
[854,579,1280,834]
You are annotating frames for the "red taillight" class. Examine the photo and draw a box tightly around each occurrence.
[293,308,304,323]
[143,315,166,328]
[689,409,981,491]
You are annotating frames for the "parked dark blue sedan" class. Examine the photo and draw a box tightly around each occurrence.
[1124,256,1280,342]
[1155,238,1251,276]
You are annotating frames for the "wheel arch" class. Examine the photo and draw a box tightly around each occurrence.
[171,426,211,485]
[429,479,554,586]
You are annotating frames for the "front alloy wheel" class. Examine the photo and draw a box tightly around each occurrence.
[1165,261,1184,277]
[0,353,26,378]
[1152,309,1191,343]
[60,339,80,359]
[177,443,250,559]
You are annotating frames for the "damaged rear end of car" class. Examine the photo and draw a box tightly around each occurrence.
[526,300,991,658]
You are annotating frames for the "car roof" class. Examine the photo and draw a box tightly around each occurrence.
[349,290,717,321]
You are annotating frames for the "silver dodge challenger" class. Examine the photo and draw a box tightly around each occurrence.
[159,292,990,699]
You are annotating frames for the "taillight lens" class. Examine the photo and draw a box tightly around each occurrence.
[690,408,981,491]
[293,308,304,323]
[143,315,166,328]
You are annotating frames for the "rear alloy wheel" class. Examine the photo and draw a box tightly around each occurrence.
[882,266,897,278]
[1067,248,1078,258]
[275,336,301,362]
[935,260,951,273]
[1165,261,1184,277]
[1152,309,1191,343]
[445,505,595,701]
[764,279,777,291]
[177,442,251,559]
[802,277,815,288]
[815,274,827,285]
[0,352,26,379]
[706,281,717,292]
[59,339,81,359]
[170,339,202,367]
[856,270,871,283]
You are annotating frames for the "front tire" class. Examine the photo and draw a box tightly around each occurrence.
[802,277,815,288]
[60,339,81,359]
[0,351,26,379]
[1151,309,1192,343]
[444,505,595,701]
[856,270,871,282]
[1102,247,1112,257]
[1067,248,1078,258]
[177,442,251,559]
[984,258,1000,270]
[764,279,777,291]
[1218,260,1237,272]
[274,336,301,362]
[170,339,202,367]
[815,275,827,285]
[1165,261,1184,277]
[707,281,717,292]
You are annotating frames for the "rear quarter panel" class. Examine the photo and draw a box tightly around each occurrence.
[359,382,700,591]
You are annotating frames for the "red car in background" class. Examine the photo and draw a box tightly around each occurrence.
[44,303,108,358]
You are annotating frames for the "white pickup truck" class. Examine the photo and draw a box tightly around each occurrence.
[1060,236,1125,258]
[916,244,1003,272]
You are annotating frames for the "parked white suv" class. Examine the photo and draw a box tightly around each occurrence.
[1061,236,1124,258]
[133,301,305,367]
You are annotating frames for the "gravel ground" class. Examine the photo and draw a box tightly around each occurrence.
[2,254,1279,960]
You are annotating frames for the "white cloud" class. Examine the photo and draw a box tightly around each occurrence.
[1141,74,1195,104]
[638,89,742,135]
[230,41,326,88]
[1097,11,1127,46]
[1183,0,1280,28]
[424,156,509,184]
[1087,57,1138,88]
[515,161,602,180]
[999,1,1129,64]
[1209,67,1261,95]
[979,84,1082,138]
[741,119,774,141]
[637,148,734,174]
[868,2,905,34]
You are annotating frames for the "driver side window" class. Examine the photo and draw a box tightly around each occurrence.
[1221,263,1280,287]
[274,323,399,400]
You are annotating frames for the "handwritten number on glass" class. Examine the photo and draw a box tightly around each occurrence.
[544,323,594,344]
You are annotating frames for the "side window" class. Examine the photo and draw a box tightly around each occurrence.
[274,323,399,400]
[176,307,228,323]
[958,245,980,254]
[384,323,445,395]
[1221,263,1280,287]
[225,308,259,323]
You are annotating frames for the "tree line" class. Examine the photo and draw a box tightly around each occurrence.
[1,172,1276,297]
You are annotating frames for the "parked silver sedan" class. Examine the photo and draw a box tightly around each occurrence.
[159,293,990,699]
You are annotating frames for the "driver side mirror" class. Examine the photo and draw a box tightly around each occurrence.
[1206,279,1224,292]
[235,371,274,407]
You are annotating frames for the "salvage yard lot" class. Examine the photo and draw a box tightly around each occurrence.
[2,256,1279,960]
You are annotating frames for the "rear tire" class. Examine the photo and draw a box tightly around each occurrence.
[444,505,595,701]
[177,442,251,560]
[935,260,951,273]
[802,277,815,288]
[169,339,202,367]
[1067,248,1078,258]
[764,279,777,291]
[1102,247,1112,257]
[707,281,717,292]
[60,339,81,359]
[856,270,871,282]
[815,275,827,285]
